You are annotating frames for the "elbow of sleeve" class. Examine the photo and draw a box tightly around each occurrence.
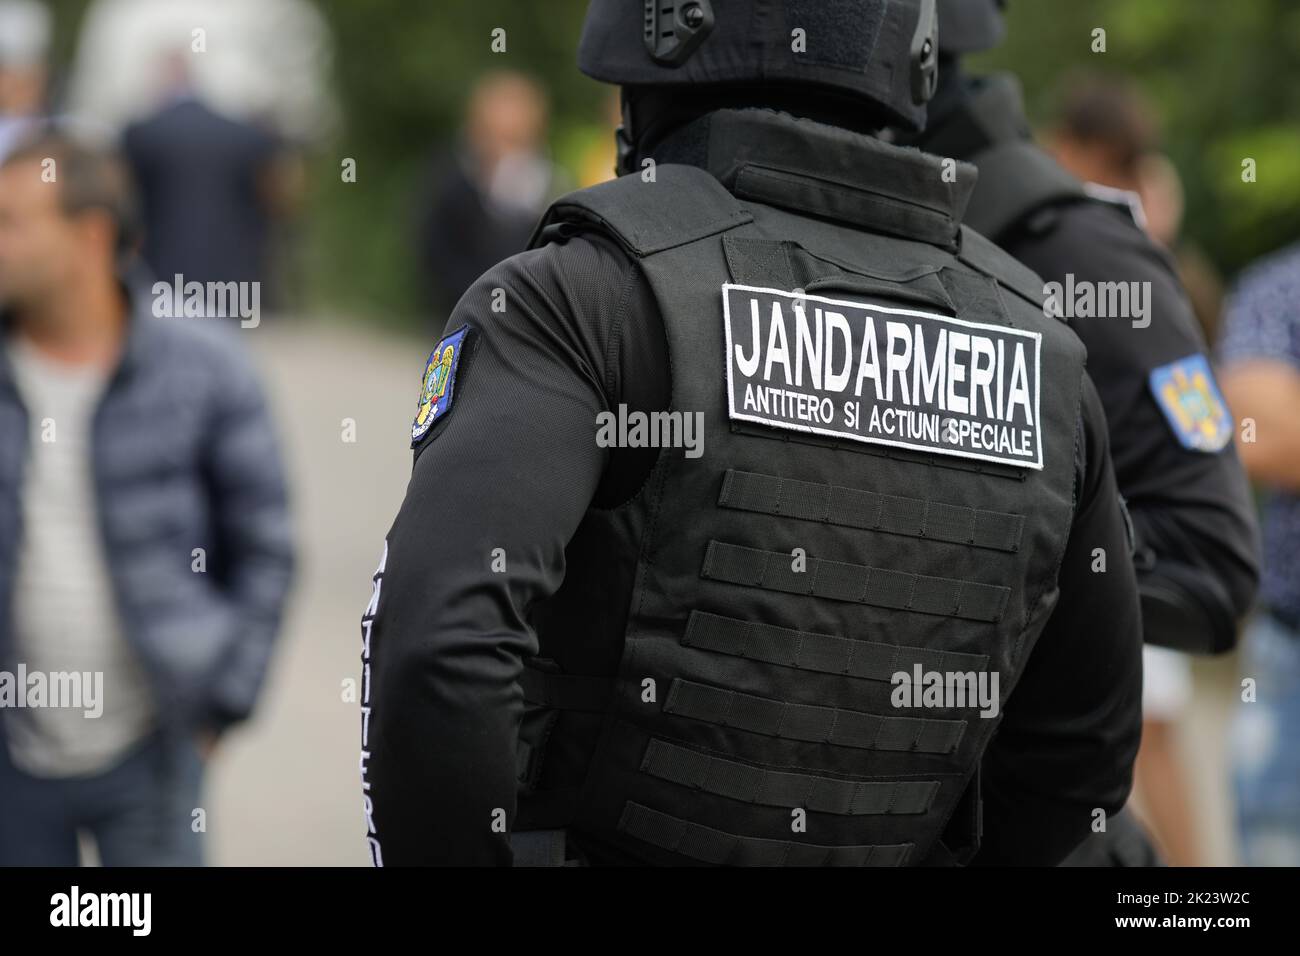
[1138,550,1258,654]
[1225,549,1262,624]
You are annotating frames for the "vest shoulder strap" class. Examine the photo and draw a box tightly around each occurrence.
[963,139,1087,242]
[529,164,754,258]
[956,225,1051,314]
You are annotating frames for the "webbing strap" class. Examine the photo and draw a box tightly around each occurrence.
[519,665,612,712]
[718,469,1024,552]
[682,610,989,681]
[701,541,1010,623]
[618,801,914,866]
[641,738,939,816]
[664,679,966,754]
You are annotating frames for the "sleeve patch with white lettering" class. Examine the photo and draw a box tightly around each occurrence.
[1148,353,1232,453]
[411,324,471,447]
[723,284,1044,469]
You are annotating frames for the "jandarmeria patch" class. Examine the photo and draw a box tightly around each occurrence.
[722,284,1044,469]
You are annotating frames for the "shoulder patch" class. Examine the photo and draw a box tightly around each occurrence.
[723,284,1043,469]
[1149,354,1232,453]
[411,325,471,447]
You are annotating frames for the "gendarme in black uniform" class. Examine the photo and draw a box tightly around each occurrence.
[921,0,1260,867]
[360,0,1142,867]
[918,2,1259,654]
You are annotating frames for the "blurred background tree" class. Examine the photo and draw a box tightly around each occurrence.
[40,0,1300,328]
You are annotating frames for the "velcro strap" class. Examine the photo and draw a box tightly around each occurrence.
[719,469,1024,552]
[519,666,612,712]
[664,679,965,754]
[723,234,795,290]
[641,738,939,816]
[683,610,989,681]
[701,541,1010,623]
[618,802,914,866]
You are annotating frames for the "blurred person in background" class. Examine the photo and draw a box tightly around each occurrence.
[0,0,50,162]
[416,71,566,321]
[1047,73,1226,868]
[1218,243,1300,866]
[66,0,336,146]
[1050,74,1225,344]
[0,131,294,866]
[68,0,333,313]
[122,49,288,297]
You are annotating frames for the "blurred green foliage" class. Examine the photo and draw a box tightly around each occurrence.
[981,0,1300,281]
[43,0,1300,326]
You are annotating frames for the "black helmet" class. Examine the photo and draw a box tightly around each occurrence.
[936,0,1005,55]
[578,0,940,132]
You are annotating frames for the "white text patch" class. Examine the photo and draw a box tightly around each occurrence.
[722,284,1044,469]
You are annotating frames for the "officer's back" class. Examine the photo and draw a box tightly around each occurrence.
[360,0,1143,867]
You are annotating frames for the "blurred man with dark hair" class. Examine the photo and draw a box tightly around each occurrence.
[0,130,294,866]
[1048,74,1159,195]
[1049,73,1226,344]
[416,71,565,321]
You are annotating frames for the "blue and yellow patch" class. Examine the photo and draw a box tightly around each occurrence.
[1149,354,1232,453]
[411,325,470,447]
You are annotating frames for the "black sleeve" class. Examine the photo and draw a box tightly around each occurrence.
[361,234,645,865]
[972,375,1144,866]
[1005,203,1260,650]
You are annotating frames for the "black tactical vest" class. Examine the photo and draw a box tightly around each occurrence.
[516,153,1087,866]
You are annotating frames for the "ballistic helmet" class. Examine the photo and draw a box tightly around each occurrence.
[578,0,940,132]
[936,0,1006,55]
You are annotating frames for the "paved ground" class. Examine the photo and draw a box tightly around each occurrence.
[202,317,1243,866]
[206,318,421,866]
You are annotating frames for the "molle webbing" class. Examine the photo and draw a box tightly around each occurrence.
[663,679,967,754]
[682,610,990,682]
[701,541,1011,623]
[617,802,915,867]
[639,738,940,816]
[719,469,1025,552]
